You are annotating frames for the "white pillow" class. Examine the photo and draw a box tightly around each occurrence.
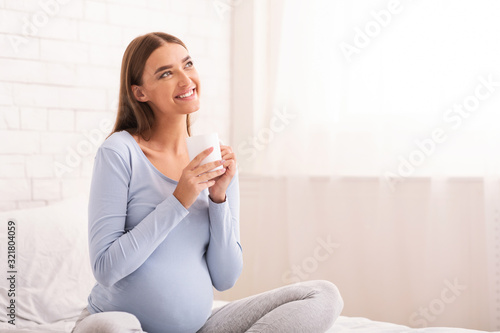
[0,195,96,326]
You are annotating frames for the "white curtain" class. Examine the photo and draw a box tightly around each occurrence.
[217,176,497,330]
[226,0,500,331]
[244,0,500,178]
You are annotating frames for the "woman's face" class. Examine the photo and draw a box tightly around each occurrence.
[133,42,200,117]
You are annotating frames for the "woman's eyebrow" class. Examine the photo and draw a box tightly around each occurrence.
[154,55,191,75]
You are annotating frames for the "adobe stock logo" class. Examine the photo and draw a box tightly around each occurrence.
[282,235,340,284]
[213,0,242,20]
[339,0,406,63]
[409,278,467,328]
[237,106,296,164]
[54,118,113,178]
[8,0,72,54]
[384,74,499,192]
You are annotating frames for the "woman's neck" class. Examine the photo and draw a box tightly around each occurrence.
[140,114,189,155]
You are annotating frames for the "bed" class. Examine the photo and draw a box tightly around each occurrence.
[0,197,494,333]
[0,306,491,333]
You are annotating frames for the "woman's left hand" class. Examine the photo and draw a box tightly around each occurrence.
[208,144,237,203]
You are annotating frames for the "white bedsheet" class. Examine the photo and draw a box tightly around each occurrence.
[0,315,492,333]
[329,316,491,333]
[0,300,491,333]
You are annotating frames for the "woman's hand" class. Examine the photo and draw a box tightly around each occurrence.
[208,144,237,203]
[173,147,226,209]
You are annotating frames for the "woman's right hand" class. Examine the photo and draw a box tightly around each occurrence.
[173,147,226,209]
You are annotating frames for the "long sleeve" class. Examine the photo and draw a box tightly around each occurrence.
[88,146,189,287]
[206,170,243,291]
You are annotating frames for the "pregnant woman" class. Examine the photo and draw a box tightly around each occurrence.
[71,32,344,333]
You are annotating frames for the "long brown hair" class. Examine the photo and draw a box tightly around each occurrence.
[108,32,191,140]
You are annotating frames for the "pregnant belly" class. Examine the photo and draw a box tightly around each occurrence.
[108,257,214,333]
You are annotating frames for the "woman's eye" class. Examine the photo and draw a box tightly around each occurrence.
[185,61,194,68]
[160,71,172,78]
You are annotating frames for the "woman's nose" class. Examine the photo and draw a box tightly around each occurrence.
[178,71,192,87]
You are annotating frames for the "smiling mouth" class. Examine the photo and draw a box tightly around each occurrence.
[176,88,196,99]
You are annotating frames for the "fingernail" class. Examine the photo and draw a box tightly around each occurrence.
[220,159,225,164]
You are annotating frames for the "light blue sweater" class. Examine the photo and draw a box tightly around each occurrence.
[86,130,243,333]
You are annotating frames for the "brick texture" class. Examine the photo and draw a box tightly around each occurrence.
[0,0,232,210]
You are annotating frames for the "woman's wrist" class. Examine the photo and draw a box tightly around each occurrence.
[209,193,226,203]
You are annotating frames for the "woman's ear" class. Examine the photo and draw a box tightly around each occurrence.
[131,85,149,102]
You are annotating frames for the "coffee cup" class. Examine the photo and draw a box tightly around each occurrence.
[186,133,223,172]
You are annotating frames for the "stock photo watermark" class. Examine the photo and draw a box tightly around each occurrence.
[282,235,340,284]
[8,0,72,54]
[236,105,296,172]
[54,118,112,178]
[5,220,17,325]
[339,0,409,63]
[409,278,466,327]
[384,74,499,192]
[213,0,242,20]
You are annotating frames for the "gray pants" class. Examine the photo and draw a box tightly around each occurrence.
[72,280,343,333]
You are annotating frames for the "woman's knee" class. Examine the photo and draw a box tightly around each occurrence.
[307,280,344,330]
[74,311,144,333]
[305,280,344,313]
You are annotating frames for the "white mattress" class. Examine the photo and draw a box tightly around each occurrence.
[0,303,491,333]
[329,316,490,333]
[0,317,490,333]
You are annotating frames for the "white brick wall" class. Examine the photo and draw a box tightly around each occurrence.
[0,0,233,210]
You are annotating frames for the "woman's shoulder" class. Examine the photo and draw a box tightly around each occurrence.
[99,130,136,157]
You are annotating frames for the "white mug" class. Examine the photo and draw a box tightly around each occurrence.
[186,133,223,171]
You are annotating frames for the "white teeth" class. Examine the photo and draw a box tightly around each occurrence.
[178,89,194,98]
